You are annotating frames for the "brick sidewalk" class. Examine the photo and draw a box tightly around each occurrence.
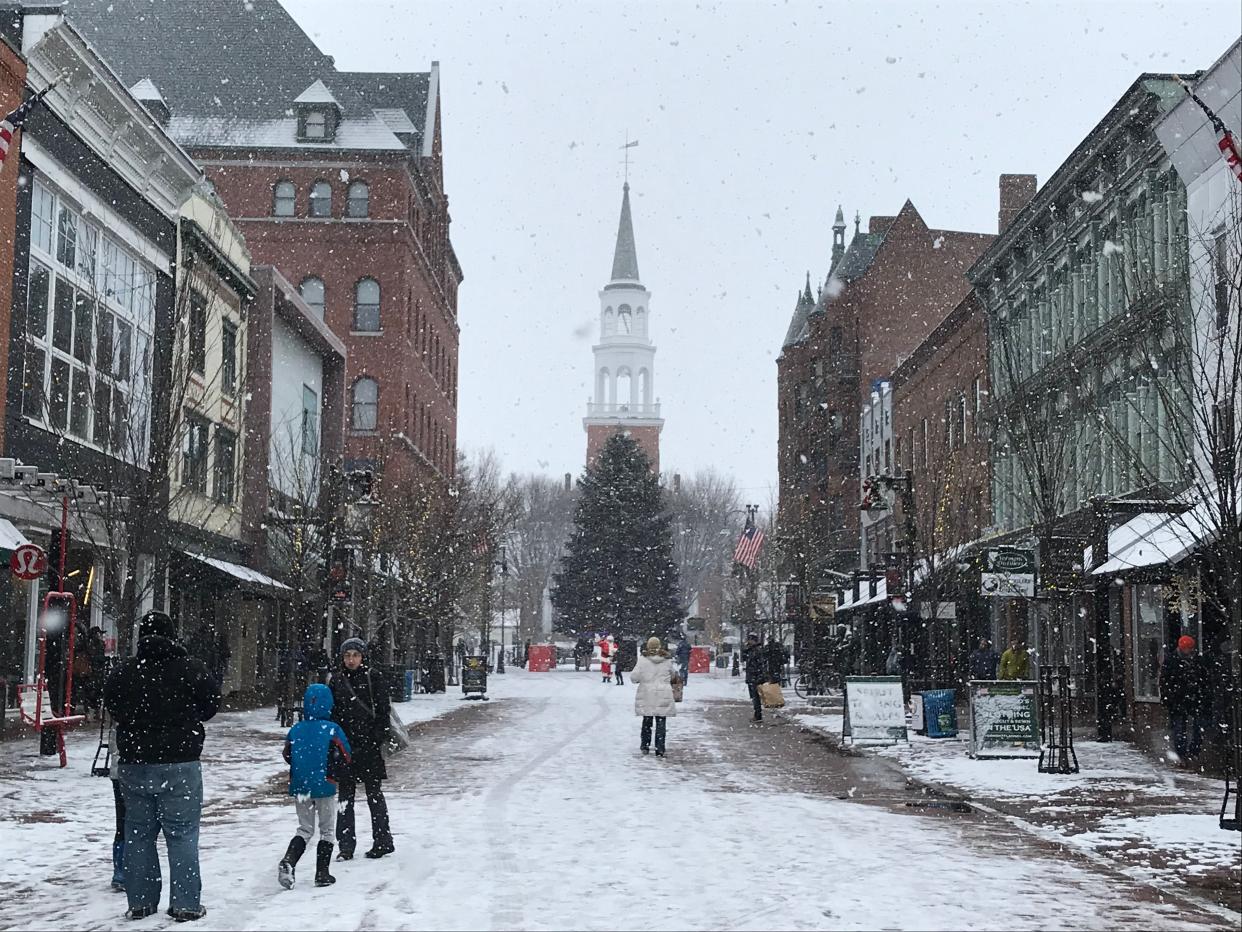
[785,701,1242,917]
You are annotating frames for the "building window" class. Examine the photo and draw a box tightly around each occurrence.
[299,276,325,319]
[189,291,207,375]
[921,418,929,468]
[353,278,381,331]
[352,377,378,431]
[221,321,238,394]
[214,427,237,503]
[182,414,210,494]
[309,181,332,218]
[1214,227,1231,333]
[273,181,295,217]
[302,385,319,455]
[958,394,968,445]
[973,377,983,435]
[1132,585,1165,701]
[347,181,370,218]
[304,109,327,139]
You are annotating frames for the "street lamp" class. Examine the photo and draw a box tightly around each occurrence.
[495,544,508,674]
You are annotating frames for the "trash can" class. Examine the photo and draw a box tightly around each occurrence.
[921,688,958,738]
[421,657,446,694]
[402,669,416,701]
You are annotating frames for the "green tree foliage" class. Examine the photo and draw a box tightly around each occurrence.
[551,433,683,640]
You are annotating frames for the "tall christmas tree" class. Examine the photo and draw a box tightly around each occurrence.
[552,433,683,640]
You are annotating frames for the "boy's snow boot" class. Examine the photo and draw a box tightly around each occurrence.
[111,839,126,892]
[278,836,306,890]
[314,841,336,886]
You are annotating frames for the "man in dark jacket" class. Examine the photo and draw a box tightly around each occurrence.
[104,611,220,922]
[968,638,1001,681]
[1161,634,1211,764]
[329,638,394,860]
[743,633,766,722]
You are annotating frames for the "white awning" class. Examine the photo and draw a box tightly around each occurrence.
[1091,503,1215,576]
[0,518,31,552]
[837,577,888,611]
[186,552,292,593]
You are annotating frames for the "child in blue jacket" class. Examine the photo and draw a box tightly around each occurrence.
[279,683,352,889]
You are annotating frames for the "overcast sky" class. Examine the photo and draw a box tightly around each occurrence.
[285,0,1236,499]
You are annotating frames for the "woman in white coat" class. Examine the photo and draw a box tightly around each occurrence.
[630,636,676,757]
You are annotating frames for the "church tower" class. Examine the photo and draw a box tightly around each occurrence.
[584,182,663,472]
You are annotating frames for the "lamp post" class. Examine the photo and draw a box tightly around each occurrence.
[495,544,507,674]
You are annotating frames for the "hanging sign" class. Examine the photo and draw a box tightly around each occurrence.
[11,543,47,581]
[980,547,1036,598]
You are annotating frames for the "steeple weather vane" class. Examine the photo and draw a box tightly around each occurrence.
[620,133,639,183]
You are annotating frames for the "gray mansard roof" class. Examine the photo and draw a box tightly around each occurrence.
[782,230,885,349]
[62,0,432,154]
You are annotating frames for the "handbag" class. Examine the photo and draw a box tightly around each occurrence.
[758,681,785,709]
[384,704,410,758]
[670,672,684,703]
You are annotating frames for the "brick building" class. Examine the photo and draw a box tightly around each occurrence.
[777,201,992,589]
[0,34,24,454]
[68,0,462,490]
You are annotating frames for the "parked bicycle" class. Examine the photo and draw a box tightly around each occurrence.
[793,664,832,699]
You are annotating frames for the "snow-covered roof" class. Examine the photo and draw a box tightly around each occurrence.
[374,107,419,134]
[187,552,291,592]
[1089,504,1217,576]
[128,77,163,102]
[167,115,406,152]
[294,79,339,106]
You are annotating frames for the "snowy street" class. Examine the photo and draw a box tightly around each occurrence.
[2,668,1237,931]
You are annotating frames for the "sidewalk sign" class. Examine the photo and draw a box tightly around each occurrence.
[968,680,1039,758]
[461,655,489,700]
[843,676,907,745]
[910,693,925,734]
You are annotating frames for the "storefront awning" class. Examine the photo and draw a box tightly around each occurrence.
[1090,504,1215,576]
[836,577,888,612]
[185,552,293,595]
[0,518,31,552]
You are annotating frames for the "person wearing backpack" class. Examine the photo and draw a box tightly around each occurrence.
[329,639,394,860]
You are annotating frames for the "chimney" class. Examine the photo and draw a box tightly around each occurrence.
[998,174,1037,233]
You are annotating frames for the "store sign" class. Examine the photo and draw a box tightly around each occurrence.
[980,547,1036,598]
[809,593,836,622]
[10,544,47,581]
[968,680,1040,758]
[843,676,908,745]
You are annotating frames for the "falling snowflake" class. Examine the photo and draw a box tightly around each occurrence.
[1081,191,1104,203]
[339,169,350,182]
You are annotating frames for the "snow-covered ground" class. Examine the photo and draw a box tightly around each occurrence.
[0,670,1235,931]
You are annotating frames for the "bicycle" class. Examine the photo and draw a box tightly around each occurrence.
[794,666,831,699]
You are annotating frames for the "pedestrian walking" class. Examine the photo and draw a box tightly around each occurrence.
[675,636,692,685]
[615,639,626,686]
[998,639,1030,680]
[1160,635,1211,765]
[968,638,1000,680]
[743,633,765,722]
[329,638,395,860]
[278,683,352,889]
[103,610,220,922]
[631,636,676,756]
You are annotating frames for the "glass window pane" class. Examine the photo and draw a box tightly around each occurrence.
[69,367,91,438]
[274,181,295,217]
[56,207,77,268]
[93,381,111,448]
[111,390,129,455]
[96,310,114,378]
[31,182,55,254]
[49,357,70,430]
[27,262,51,340]
[222,322,237,392]
[52,278,73,353]
[347,182,369,218]
[22,344,45,419]
[214,429,236,503]
[73,293,94,365]
[115,320,133,382]
[78,222,98,280]
[310,182,332,217]
[299,277,325,318]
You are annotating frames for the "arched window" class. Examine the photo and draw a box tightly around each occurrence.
[299,276,325,319]
[602,307,615,336]
[309,181,332,218]
[352,377,378,431]
[353,278,380,331]
[273,180,295,217]
[346,181,370,218]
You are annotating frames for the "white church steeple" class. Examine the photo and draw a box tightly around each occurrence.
[584,183,664,471]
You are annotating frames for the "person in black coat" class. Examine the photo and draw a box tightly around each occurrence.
[743,633,766,723]
[329,638,394,860]
[104,611,220,922]
[1161,634,1211,763]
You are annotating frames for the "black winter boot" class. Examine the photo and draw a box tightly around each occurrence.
[315,841,336,886]
[278,836,306,889]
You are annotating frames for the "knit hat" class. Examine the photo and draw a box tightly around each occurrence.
[1177,635,1196,652]
[340,637,367,658]
[646,636,663,654]
[138,610,175,642]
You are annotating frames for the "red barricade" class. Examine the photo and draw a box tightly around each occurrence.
[689,646,711,674]
[528,644,556,672]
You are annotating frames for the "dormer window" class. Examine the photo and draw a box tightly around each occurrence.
[294,80,342,144]
[305,110,327,139]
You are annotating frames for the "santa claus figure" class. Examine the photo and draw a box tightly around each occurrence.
[598,634,615,683]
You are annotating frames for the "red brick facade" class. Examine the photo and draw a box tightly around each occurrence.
[0,39,26,452]
[587,424,660,474]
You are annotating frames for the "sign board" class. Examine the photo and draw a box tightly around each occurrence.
[784,584,803,621]
[10,544,47,581]
[461,655,488,696]
[843,676,908,745]
[968,680,1040,758]
[809,593,836,622]
[919,602,957,620]
[980,547,1036,598]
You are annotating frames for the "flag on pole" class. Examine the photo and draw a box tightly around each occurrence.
[0,85,54,174]
[733,523,765,569]
[472,531,491,556]
[1174,75,1242,183]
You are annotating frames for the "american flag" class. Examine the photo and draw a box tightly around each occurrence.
[0,86,53,174]
[733,523,765,569]
[1176,76,1242,183]
[472,531,491,556]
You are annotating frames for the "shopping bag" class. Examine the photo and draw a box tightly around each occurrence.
[383,705,411,758]
[758,681,785,709]
[670,673,684,703]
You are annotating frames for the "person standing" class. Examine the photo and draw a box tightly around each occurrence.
[329,638,395,860]
[104,611,220,922]
[998,639,1030,680]
[968,638,1001,680]
[1161,635,1211,765]
[278,683,352,889]
[630,636,676,756]
[599,634,614,684]
[614,639,626,686]
[675,636,692,685]
[743,633,766,723]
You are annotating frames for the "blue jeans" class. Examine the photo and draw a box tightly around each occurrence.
[1170,714,1205,760]
[119,762,204,912]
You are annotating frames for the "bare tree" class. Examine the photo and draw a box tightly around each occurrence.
[502,474,575,647]
[665,469,743,618]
